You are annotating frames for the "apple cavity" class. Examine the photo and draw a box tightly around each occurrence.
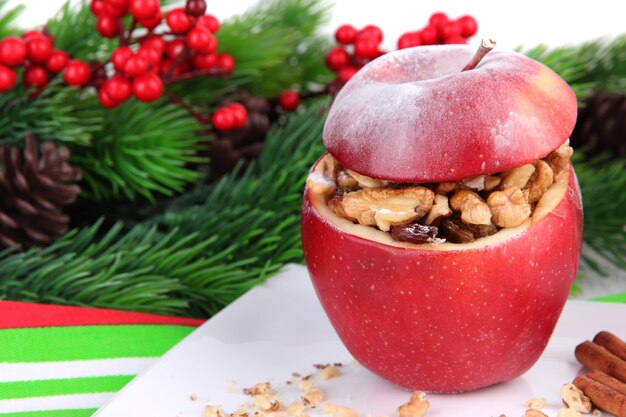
[301,43,582,392]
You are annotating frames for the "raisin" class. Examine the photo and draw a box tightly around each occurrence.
[439,216,475,243]
[466,222,498,238]
[391,223,439,244]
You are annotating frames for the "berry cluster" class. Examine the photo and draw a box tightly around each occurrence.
[90,0,234,108]
[324,24,384,87]
[211,102,248,131]
[0,30,90,93]
[397,12,477,49]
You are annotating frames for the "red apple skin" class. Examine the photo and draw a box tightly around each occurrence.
[301,166,583,393]
[323,45,578,183]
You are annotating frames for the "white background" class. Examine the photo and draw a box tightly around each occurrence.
[5,0,626,297]
[7,0,626,50]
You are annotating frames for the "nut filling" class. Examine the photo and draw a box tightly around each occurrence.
[306,141,573,245]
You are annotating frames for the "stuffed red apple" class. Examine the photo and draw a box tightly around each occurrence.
[301,41,582,393]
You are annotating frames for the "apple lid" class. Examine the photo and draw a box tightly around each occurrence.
[323,45,577,182]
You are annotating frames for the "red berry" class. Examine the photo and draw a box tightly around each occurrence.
[112,46,133,72]
[0,64,17,92]
[45,50,69,73]
[457,15,478,37]
[24,66,48,88]
[335,24,357,45]
[278,90,299,112]
[137,45,161,67]
[360,25,383,43]
[124,55,150,78]
[104,75,131,103]
[337,66,357,83]
[197,14,220,33]
[353,36,379,59]
[439,21,461,40]
[129,0,160,20]
[26,37,52,63]
[428,12,448,28]
[98,87,118,108]
[90,0,105,15]
[103,2,127,17]
[0,37,27,66]
[166,8,191,33]
[324,47,349,72]
[186,27,217,54]
[141,36,166,55]
[96,14,120,38]
[227,103,248,128]
[211,108,235,130]
[139,9,162,29]
[216,53,234,75]
[64,60,91,86]
[420,26,438,45]
[397,32,422,49]
[132,73,163,102]
[105,0,128,9]
[166,39,187,60]
[191,53,217,69]
[185,0,207,17]
[444,36,467,45]
[22,31,44,41]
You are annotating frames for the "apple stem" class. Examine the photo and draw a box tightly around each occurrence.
[462,38,496,71]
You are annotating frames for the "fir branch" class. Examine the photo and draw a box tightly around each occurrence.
[0,82,101,146]
[0,0,25,38]
[573,152,626,274]
[72,98,204,202]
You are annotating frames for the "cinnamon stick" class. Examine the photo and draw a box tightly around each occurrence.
[575,340,626,382]
[594,331,626,361]
[574,375,626,417]
[588,369,626,396]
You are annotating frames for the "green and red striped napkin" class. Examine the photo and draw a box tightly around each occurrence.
[0,301,204,417]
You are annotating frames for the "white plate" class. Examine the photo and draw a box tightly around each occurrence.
[94,264,625,417]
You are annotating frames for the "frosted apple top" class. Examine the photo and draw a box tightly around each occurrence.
[323,45,577,183]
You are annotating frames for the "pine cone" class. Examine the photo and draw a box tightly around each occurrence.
[0,135,82,250]
[571,91,626,159]
[208,96,272,178]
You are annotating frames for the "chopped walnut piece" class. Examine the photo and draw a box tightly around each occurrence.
[255,395,282,412]
[190,394,198,401]
[322,403,337,415]
[545,141,573,180]
[591,409,604,416]
[335,406,359,417]
[299,380,324,407]
[337,170,359,189]
[287,402,306,416]
[450,189,492,225]
[332,186,434,232]
[524,410,548,417]
[204,405,229,417]
[318,365,341,380]
[244,383,273,396]
[501,164,536,189]
[526,397,547,410]
[423,194,452,226]
[346,169,387,188]
[525,160,554,204]
[233,406,250,417]
[557,407,582,417]
[462,175,485,191]
[560,383,592,413]
[484,175,502,191]
[397,392,429,417]
[435,181,458,195]
[306,155,338,195]
[487,187,531,227]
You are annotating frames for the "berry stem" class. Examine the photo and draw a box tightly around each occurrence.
[162,67,227,84]
[165,90,212,124]
[162,46,191,80]
[462,38,496,71]
[121,19,137,46]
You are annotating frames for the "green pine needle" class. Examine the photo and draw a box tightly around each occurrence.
[73,98,204,202]
[0,0,25,38]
